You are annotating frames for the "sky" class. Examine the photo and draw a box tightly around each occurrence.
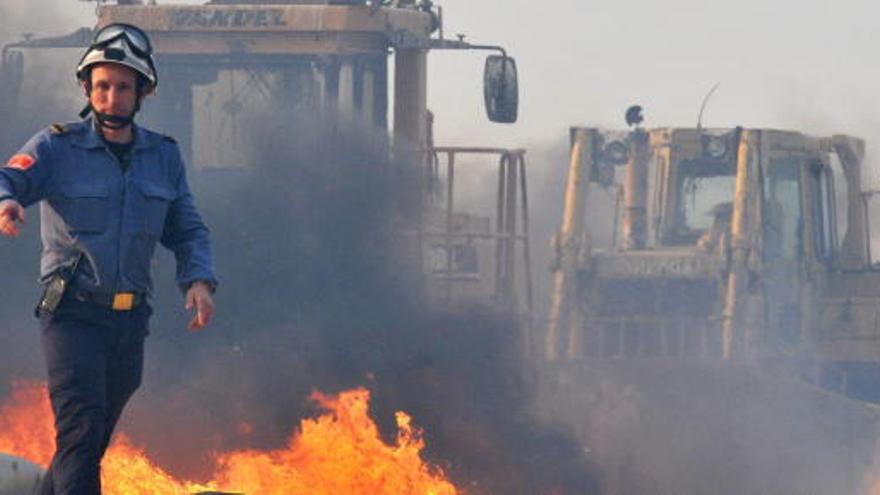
[430,0,880,151]
[2,0,879,173]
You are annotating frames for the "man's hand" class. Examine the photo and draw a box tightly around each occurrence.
[185,281,215,331]
[0,199,24,237]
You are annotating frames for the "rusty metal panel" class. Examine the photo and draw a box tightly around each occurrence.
[97,4,432,55]
[98,5,433,37]
[148,31,388,55]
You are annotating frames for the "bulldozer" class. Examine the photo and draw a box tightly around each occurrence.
[0,0,532,316]
[548,117,880,397]
[538,115,880,494]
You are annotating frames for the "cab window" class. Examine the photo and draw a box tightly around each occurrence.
[674,158,736,244]
[763,159,803,263]
[808,161,835,262]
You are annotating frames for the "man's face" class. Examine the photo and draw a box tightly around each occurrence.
[87,63,140,120]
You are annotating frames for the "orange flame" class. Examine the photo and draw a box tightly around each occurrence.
[0,380,54,467]
[0,381,459,495]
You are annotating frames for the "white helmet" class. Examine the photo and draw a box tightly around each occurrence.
[76,23,157,88]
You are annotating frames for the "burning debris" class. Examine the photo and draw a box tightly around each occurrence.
[0,380,53,468]
[0,381,459,494]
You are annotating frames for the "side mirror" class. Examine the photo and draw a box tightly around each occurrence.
[483,55,518,124]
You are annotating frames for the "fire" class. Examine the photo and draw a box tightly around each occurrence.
[0,381,459,495]
[104,438,194,494]
[0,380,54,467]
[206,389,458,494]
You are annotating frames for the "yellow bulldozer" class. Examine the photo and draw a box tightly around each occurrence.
[0,0,532,318]
[548,116,880,398]
[537,115,880,494]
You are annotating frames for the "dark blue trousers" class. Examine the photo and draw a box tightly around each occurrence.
[34,297,150,495]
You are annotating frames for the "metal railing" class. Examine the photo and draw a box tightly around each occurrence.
[424,146,534,324]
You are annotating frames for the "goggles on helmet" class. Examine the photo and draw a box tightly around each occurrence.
[91,23,153,59]
[76,23,158,88]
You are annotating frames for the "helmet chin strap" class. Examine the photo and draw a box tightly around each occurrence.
[79,102,139,131]
[94,110,134,130]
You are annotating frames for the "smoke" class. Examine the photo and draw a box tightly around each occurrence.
[0,1,92,47]
[0,0,100,389]
[5,2,880,494]
[0,91,592,492]
[0,0,92,151]
[102,111,590,492]
[0,6,601,494]
[537,360,880,495]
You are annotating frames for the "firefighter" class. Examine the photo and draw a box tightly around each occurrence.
[0,23,217,494]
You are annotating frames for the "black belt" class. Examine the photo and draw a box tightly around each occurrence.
[72,289,145,311]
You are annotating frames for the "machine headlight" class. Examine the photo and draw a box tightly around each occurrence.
[604,140,629,165]
[705,136,727,159]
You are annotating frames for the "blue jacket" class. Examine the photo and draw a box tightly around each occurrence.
[0,118,217,295]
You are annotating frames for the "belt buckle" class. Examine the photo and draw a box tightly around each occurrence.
[112,292,135,311]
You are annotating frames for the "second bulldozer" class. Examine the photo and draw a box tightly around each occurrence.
[548,121,880,401]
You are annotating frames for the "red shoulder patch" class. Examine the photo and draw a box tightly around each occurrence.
[6,154,35,171]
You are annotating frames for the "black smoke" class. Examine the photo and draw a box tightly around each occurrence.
[0,72,597,494]
[109,108,595,493]
[0,10,601,493]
